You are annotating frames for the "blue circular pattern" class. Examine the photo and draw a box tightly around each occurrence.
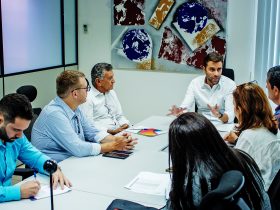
[177,2,208,34]
[122,29,151,61]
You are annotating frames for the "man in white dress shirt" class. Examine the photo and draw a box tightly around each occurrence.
[80,63,130,135]
[168,52,236,124]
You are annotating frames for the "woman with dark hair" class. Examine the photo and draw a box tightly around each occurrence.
[167,112,270,210]
[224,82,280,190]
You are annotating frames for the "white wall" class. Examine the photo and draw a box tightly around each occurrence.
[1,65,78,109]
[78,0,258,123]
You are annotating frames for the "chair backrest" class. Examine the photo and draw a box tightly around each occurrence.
[16,85,42,115]
[199,170,250,210]
[16,85,37,102]
[222,68,235,81]
[268,168,280,210]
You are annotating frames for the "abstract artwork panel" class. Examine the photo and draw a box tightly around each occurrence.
[173,2,220,51]
[149,0,175,30]
[112,0,228,72]
[114,0,145,25]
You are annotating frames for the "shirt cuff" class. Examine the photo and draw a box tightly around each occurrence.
[91,143,101,156]
[95,131,110,143]
[36,154,50,174]
[2,185,21,202]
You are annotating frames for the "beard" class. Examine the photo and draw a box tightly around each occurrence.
[0,126,15,143]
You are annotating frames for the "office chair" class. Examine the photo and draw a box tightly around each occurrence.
[16,85,42,116]
[222,68,235,81]
[268,168,280,210]
[199,170,250,210]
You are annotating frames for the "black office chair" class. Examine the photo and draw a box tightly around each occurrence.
[268,169,280,210]
[16,85,42,116]
[222,68,235,81]
[13,85,41,180]
[199,170,250,210]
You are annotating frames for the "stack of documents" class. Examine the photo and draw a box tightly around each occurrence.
[125,171,170,196]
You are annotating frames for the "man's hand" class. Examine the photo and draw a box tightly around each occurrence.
[207,104,221,118]
[20,180,41,199]
[167,105,186,117]
[224,131,238,144]
[107,124,130,135]
[52,168,72,190]
[101,133,137,153]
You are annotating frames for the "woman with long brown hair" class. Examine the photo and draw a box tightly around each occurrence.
[224,82,280,190]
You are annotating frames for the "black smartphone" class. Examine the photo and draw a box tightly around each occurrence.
[102,152,129,159]
[111,150,133,155]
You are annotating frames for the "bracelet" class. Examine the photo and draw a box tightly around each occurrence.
[218,112,224,119]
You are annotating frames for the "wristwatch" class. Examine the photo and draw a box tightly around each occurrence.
[218,112,224,119]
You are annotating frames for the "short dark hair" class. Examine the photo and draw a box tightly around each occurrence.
[203,52,223,67]
[0,93,33,123]
[56,70,85,98]
[267,65,280,90]
[91,63,113,86]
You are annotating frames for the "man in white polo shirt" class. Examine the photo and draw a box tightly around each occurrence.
[168,52,236,124]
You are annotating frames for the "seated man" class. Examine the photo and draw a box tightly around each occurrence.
[266,65,280,129]
[32,70,136,162]
[168,52,236,124]
[0,93,71,202]
[80,63,130,135]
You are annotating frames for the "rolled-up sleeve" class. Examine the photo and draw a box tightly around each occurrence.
[180,80,195,110]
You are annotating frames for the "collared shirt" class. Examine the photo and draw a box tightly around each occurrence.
[80,87,130,132]
[275,105,280,130]
[235,127,280,191]
[0,136,49,202]
[180,75,236,124]
[31,97,109,162]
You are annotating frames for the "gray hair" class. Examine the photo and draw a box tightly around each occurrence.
[91,63,113,86]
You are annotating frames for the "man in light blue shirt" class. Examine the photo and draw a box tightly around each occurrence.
[32,70,136,162]
[0,93,71,202]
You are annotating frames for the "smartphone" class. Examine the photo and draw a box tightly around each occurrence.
[111,150,133,155]
[102,152,129,159]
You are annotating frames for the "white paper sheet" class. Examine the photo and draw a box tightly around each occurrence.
[125,171,170,196]
[32,184,72,200]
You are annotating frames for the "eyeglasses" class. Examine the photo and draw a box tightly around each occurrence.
[71,85,91,92]
[71,78,91,92]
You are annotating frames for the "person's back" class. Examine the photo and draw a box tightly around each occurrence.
[166,113,271,210]
[235,127,280,190]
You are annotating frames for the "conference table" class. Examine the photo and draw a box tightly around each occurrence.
[2,115,174,210]
[2,115,234,210]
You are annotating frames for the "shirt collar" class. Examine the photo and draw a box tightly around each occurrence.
[54,96,77,120]
[202,76,222,90]
[91,86,103,97]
